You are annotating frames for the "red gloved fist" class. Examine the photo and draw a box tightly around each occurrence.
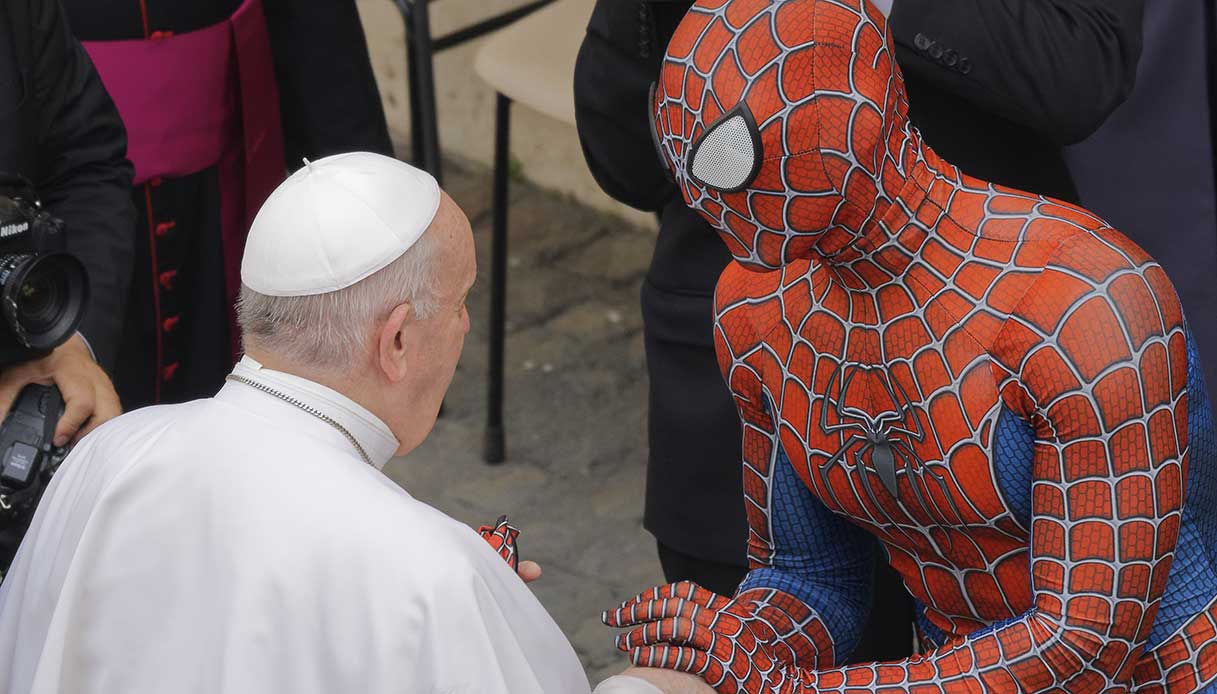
[602,581,823,694]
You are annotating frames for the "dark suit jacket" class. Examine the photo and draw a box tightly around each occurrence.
[0,0,135,372]
[893,0,1144,202]
[1065,0,1217,399]
[575,0,1144,567]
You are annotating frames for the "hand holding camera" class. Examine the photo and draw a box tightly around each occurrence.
[0,181,116,434]
[0,335,120,447]
[0,179,118,547]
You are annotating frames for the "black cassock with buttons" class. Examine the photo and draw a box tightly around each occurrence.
[62,0,393,408]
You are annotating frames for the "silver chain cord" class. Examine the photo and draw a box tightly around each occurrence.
[225,374,373,466]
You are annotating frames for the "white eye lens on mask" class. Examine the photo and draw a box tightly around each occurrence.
[686,103,763,193]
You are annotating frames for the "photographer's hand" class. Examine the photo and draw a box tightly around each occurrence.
[0,334,122,446]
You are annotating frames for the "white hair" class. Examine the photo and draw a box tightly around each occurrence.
[237,230,440,372]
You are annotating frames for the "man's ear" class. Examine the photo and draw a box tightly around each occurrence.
[378,301,415,383]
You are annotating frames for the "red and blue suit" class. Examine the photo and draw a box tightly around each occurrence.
[602,1,1217,693]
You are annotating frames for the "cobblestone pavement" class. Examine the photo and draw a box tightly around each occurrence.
[382,160,665,685]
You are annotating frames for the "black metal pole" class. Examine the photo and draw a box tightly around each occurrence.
[402,6,425,166]
[484,93,511,464]
[393,0,427,168]
[410,0,444,185]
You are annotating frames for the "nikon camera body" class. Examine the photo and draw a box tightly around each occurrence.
[0,183,89,364]
[0,385,67,573]
[0,176,90,575]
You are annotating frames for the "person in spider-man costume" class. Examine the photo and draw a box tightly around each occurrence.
[601,1,1217,693]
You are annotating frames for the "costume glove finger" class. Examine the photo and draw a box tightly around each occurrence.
[629,644,715,680]
[615,609,721,651]
[619,595,720,640]
[630,645,742,694]
[604,581,729,626]
[606,590,715,630]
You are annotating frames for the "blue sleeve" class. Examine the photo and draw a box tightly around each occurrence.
[739,444,877,663]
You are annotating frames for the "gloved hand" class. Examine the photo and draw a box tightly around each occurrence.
[603,581,824,694]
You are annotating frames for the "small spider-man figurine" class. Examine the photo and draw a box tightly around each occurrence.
[602,1,1217,693]
[479,515,522,572]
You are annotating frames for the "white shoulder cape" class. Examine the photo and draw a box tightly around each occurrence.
[0,379,590,694]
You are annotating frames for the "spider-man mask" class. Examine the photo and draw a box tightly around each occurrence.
[651,0,910,271]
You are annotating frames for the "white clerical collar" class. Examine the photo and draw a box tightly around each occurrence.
[223,355,400,470]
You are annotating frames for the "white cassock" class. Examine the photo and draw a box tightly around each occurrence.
[0,356,590,694]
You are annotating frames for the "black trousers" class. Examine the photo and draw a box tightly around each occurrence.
[657,541,749,596]
[0,513,31,577]
[657,542,916,663]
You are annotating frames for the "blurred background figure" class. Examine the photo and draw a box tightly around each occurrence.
[1066,0,1217,400]
[575,0,1143,661]
[63,0,394,409]
[0,0,135,573]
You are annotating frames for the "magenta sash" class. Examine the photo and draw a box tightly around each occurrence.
[81,0,286,361]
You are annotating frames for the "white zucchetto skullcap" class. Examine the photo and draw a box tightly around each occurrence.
[241,152,441,297]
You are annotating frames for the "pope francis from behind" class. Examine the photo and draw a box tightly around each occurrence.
[0,153,591,694]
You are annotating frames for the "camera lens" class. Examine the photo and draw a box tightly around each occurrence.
[18,267,65,334]
[0,253,88,351]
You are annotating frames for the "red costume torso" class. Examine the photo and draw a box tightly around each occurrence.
[604,2,1217,693]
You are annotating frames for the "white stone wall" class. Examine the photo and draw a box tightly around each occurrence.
[356,0,656,230]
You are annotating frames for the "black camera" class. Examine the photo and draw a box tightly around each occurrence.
[0,384,67,517]
[0,181,89,366]
[0,383,68,578]
[0,177,89,577]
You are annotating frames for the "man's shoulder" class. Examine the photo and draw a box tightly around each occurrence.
[315,492,496,591]
[73,399,209,455]
[278,467,479,550]
[78,401,496,584]
[60,397,268,494]
[338,488,483,555]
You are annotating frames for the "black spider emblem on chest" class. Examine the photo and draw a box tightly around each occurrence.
[818,362,929,506]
